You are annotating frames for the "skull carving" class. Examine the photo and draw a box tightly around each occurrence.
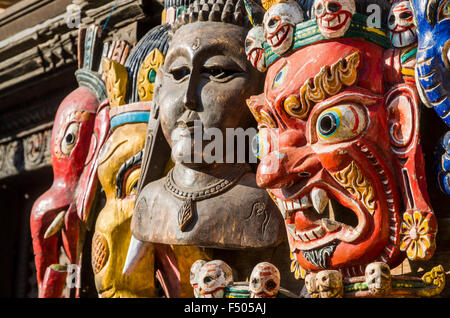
[388,1,417,48]
[245,26,267,72]
[315,270,343,298]
[263,1,304,56]
[197,260,234,298]
[249,262,281,298]
[304,273,319,298]
[365,262,391,296]
[314,0,356,38]
[190,259,207,298]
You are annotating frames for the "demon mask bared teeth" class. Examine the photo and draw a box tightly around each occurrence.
[247,35,437,277]
[388,1,417,48]
[314,0,355,39]
[245,26,267,72]
[263,1,304,56]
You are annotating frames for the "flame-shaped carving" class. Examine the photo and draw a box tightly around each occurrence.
[332,161,376,214]
[285,51,360,120]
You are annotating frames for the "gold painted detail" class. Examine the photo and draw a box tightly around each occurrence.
[261,0,283,11]
[285,52,360,120]
[137,49,165,102]
[399,210,436,261]
[332,161,376,214]
[290,251,307,280]
[418,265,446,297]
[102,58,128,108]
[92,232,109,275]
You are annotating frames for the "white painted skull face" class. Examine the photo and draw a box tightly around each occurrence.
[314,0,356,38]
[190,259,207,298]
[388,1,417,48]
[263,2,304,56]
[197,260,233,298]
[315,270,344,298]
[365,262,391,296]
[245,26,267,72]
[249,262,280,298]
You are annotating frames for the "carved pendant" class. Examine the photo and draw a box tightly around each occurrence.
[178,199,195,232]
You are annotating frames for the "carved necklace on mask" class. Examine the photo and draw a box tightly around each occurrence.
[164,164,251,231]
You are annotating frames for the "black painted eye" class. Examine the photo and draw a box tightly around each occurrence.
[327,2,341,13]
[245,39,253,48]
[268,18,279,28]
[318,113,338,137]
[170,67,190,81]
[65,133,75,145]
[204,276,213,284]
[399,12,412,19]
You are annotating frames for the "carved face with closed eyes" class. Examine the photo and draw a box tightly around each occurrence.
[156,21,264,165]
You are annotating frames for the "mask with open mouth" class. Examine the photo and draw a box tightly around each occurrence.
[263,1,304,55]
[246,26,267,72]
[247,34,437,278]
[388,1,417,48]
[314,0,355,39]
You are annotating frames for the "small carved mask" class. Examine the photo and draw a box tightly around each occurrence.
[365,262,391,296]
[249,262,280,298]
[190,259,207,297]
[314,0,356,38]
[198,260,234,298]
[304,273,319,298]
[245,26,267,72]
[388,1,417,48]
[263,2,304,55]
[315,270,343,298]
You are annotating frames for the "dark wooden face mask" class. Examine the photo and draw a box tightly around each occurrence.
[131,21,284,249]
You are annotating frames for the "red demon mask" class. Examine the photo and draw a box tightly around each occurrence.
[249,39,436,277]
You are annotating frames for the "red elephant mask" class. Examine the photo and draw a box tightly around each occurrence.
[30,86,104,297]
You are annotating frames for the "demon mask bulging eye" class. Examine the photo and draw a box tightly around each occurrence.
[61,122,81,156]
[315,104,366,143]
